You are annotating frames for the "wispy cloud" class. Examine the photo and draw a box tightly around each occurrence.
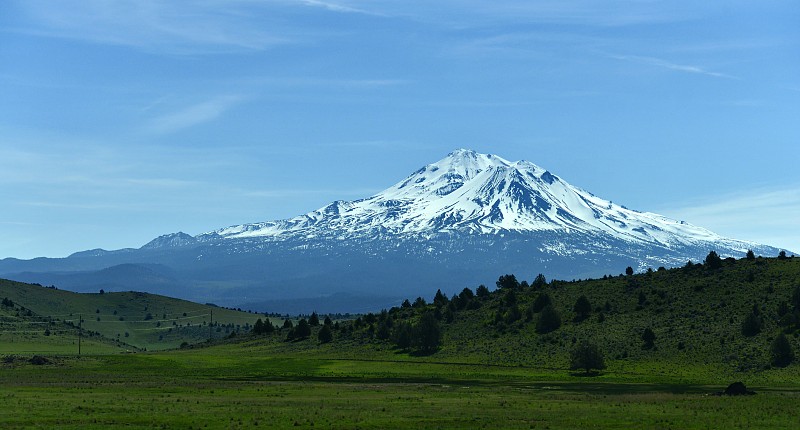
[146,95,244,134]
[610,54,738,79]
[12,0,298,54]
[659,186,800,253]
[295,0,385,16]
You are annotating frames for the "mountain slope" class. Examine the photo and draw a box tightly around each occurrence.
[0,149,788,312]
[202,149,737,250]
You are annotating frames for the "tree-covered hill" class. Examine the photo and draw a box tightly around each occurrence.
[247,252,800,381]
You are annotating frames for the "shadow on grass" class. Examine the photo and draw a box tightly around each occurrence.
[569,370,603,377]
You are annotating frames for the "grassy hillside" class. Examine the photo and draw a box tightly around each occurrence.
[0,279,267,350]
[0,298,126,355]
[238,254,800,384]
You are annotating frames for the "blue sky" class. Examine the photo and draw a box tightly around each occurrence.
[1,0,798,259]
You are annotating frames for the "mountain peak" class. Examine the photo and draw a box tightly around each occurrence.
[199,149,754,253]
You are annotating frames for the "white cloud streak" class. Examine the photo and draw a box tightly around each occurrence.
[13,0,298,54]
[610,54,738,79]
[146,95,244,134]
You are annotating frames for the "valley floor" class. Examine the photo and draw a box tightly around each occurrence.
[1,343,799,429]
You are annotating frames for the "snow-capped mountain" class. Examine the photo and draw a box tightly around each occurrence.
[0,149,786,313]
[200,149,749,252]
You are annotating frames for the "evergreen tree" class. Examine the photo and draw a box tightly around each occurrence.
[433,289,449,307]
[496,274,520,290]
[704,250,723,269]
[570,340,606,374]
[536,305,561,334]
[625,266,634,276]
[323,316,333,326]
[746,249,756,260]
[392,322,413,350]
[770,332,794,367]
[532,273,547,289]
[413,312,441,354]
[778,250,788,260]
[642,327,656,349]
[741,312,762,337]
[309,312,320,327]
[475,285,490,298]
[294,318,311,339]
[573,295,592,322]
[531,293,552,313]
[253,318,266,335]
[283,319,294,329]
[318,324,333,344]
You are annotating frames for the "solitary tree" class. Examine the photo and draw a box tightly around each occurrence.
[570,340,606,375]
[413,312,441,354]
[625,266,634,276]
[770,333,795,367]
[318,324,333,344]
[573,295,592,322]
[496,274,520,290]
[642,327,656,349]
[778,250,788,260]
[746,249,756,261]
[294,318,311,338]
[704,250,723,270]
[536,305,561,334]
[532,273,547,289]
[253,318,266,335]
[309,312,320,327]
[433,289,449,307]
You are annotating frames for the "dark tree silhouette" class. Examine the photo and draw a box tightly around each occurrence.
[413,312,441,354]
[642,327,656,349]
[294,318,311,339]
[770,333,794,367]
[570,340,606,374]
[475,285,490,298]
[318,324,333,344]
[573,295,592,322]
[778,250,788,260]
[532,273,547,289]
[309,312,320,327]
[704,250,723,269]
[625,266,634,276]
[433,289,449,307]
[746,249,756,260]
[253,318,266,335]
[531,293,552,313]
[392,322,413,350]
[536,305,561,334]
[741,312,762,337]
[496,274,520,290]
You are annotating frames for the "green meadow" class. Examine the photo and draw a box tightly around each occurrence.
[2,255,800,428]
[2,343,799,429]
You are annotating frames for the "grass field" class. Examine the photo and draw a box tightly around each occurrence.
[3,257,800,428]
[2,342,799,429]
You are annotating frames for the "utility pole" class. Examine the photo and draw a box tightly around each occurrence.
[78,314,82,356]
